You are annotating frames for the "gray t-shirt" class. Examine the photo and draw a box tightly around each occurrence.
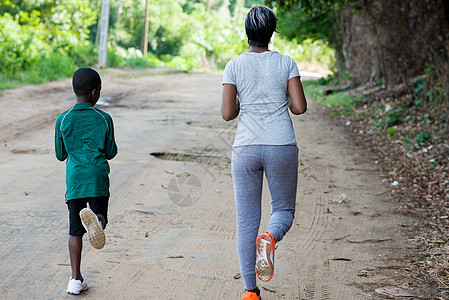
[222,51,300,147]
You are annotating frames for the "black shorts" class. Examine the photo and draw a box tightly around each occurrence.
[67,197,109,236]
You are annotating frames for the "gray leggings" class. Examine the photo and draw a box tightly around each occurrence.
[231,145,298,290]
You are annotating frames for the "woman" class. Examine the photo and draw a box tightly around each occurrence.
[221,5,307,300]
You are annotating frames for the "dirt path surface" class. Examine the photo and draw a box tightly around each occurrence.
[0,70,415,299]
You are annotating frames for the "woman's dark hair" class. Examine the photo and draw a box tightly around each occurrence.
[245,6,277,48]
[72,68,102,97]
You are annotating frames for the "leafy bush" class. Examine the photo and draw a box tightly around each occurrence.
[68,43,98,67]
[273,37,335,69]
[0,1,98,88]
[302,79,358,116]
[0,12,51,76]
[106,46,197,71]
[1,0,336,88]
[163,55,198,71]
[34,54,77,81]
[386,106,407,127]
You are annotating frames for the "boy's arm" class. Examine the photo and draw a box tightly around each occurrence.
[54,119,67,161]
[105,116,118,160]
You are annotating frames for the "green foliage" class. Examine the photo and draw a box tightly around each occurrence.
[273,37,335,68]
[264,0,347,42]
[0,12,51,76]
[386,127,397,138]
[1,0,335,88]
[107,47,161,69]
[265,0,368,74]
[67,43,98,67]
[104,0,250,68]
[414,131,431,146]
[302,79,358,116]
[105,46,198,71]
[405,131,432,149]
[414,77,426,94]
[32,53,76,81]
[372,105,408,131]
[265,0,356,11]
[386,106,407,127]
[22,53,77,83]
[0,0,97,87]
[0,53,77,89]
[1,0,255,87]
[302,80,324,100]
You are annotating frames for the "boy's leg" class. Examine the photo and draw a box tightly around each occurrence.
[67,199,88,280]
[97,214,106,229]
[263,145,298,243]
[68,236,83,280]
[88,197,109,230]
[232,146,264,291]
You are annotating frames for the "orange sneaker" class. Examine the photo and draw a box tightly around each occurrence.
[255,232,275,282]
[242,290,260,300]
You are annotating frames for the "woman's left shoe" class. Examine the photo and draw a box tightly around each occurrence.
[255,232,275,282]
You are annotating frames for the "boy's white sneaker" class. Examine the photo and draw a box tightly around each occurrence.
[80,208,105,249]
[67,275,88,294]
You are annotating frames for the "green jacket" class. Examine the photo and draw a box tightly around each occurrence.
[55,102,118,202]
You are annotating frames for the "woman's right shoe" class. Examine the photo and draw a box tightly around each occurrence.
[255,232,275,282]
[242,290,260,300]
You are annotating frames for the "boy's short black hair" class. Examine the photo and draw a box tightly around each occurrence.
[245,6,277,48]
[72,68,102,97]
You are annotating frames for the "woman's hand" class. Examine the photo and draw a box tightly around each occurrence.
[287,77,307,115]
[221,83,240,121]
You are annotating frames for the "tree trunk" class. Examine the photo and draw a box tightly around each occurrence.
[339,0,448,88]
[143,0,150,55]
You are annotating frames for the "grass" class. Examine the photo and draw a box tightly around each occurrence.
[115,69,186,79]
[303,79,359,114]
[0,47,195,90]
[0,54,77,89]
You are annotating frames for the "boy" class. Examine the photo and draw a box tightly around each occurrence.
[55,68,118,294]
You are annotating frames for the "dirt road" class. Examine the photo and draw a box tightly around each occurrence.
[0,69,415,299]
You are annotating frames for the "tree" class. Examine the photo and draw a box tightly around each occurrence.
[265,0,362,75]
[266,0,449,88]
[0,0,97,76]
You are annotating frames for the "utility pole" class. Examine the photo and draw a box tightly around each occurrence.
[143,0,150,55]
[98,0,110,68]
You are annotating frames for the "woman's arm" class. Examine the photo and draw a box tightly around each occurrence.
[288,76,307,115]
[221,83,240,121]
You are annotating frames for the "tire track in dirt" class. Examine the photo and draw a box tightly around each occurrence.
[300,162,331,253]
[287,105,371,299]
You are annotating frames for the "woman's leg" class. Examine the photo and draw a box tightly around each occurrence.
[232,146,264,291]
[263,145,298,242]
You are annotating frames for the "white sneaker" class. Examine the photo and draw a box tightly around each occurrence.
[80,208,105,249]
[67,275,88,294]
